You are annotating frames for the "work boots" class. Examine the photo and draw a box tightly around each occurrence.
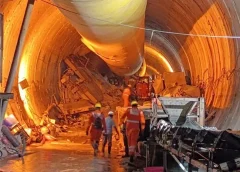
[102,147,105,154]
[108,146,111,154]
[122,154,130,158]
[94,149,97,156]
[108,146,111,157]
[130,155,134,163]
[92,142,99,156]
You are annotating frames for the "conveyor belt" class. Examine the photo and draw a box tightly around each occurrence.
[149,120,240,171]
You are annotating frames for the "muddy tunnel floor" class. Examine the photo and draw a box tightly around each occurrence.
[0,129,146,172]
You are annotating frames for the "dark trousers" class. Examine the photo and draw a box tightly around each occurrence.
[123,133,129,156]
[102,134,112,154]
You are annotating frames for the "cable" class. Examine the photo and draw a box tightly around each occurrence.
[40,0,240,39]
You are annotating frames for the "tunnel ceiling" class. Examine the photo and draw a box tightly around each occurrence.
[2,0,240,130]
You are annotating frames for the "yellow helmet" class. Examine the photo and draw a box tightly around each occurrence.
[95,102,102,108]
[131,100,138,106]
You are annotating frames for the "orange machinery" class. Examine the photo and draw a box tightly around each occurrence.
[136,76,151,100]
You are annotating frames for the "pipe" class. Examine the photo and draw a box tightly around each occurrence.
[1,125,20,147]
[52,0,147,76]
[139,58,147,77]
[2,0,35,119]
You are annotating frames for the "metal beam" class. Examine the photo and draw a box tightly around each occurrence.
[1,0,35,128]
[199,98,205,126]
[162,144,218,172]
[0,93,13,99]
[163,150,168,172]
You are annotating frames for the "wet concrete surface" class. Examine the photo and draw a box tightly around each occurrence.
[0,129,142,172]
[0,142,131,172]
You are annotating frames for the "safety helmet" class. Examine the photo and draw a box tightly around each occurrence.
[108,111,114,115]
[131,100,138,106]
[95,102,102,108]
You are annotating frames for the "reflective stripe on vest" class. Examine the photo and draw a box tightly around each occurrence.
[127,120,139,123]
[126,108,140,124]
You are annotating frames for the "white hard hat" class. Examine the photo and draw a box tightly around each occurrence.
[108,111,114,115]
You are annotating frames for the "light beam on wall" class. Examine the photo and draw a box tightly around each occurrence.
[145,45,174,72]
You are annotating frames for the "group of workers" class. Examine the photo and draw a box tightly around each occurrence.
[85,84,145,164]
[86,102,120,156]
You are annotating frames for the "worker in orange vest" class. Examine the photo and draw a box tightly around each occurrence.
[120,100,145,163]
[122,84,132,107]
[86,102,106,156]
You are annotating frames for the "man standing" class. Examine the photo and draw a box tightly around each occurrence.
[120,100,145,163]
[122,84,132,107]
[121,84,132,157]
[86,102,106,156]
[102,111,119,156]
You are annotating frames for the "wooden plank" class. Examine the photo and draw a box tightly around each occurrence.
[85,91,98,103]
[64,58,85,82]
[58,99,93,114]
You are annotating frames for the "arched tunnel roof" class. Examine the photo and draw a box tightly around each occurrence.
[1,0,240,129]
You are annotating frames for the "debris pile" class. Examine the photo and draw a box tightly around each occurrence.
[59,54,122,116]
[153,72,201,98]
[1,115,28,158]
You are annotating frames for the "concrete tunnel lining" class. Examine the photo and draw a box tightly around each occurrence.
[1,0,240,130]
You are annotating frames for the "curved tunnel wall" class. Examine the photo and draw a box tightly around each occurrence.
[18,2,82,124]
[146,0,238,130]
[1,0,240,129]
[0,0,27,91]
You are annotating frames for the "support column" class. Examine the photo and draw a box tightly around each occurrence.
[1,0,35,124]
[0,93,13,134]
[0,14,3,83]
[145,141,150,167]
[199,98,205,126]
[163,150,168,172]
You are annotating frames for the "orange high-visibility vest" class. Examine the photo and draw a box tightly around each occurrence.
[123,108,145,130]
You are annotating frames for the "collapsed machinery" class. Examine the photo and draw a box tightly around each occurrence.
[0,94,27,160]
[144,97,240,172]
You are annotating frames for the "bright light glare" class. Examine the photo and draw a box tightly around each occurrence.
[145,45,174,72]
[18,56,34,120]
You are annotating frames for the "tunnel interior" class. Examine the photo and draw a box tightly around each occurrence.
[1,0,240,137]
